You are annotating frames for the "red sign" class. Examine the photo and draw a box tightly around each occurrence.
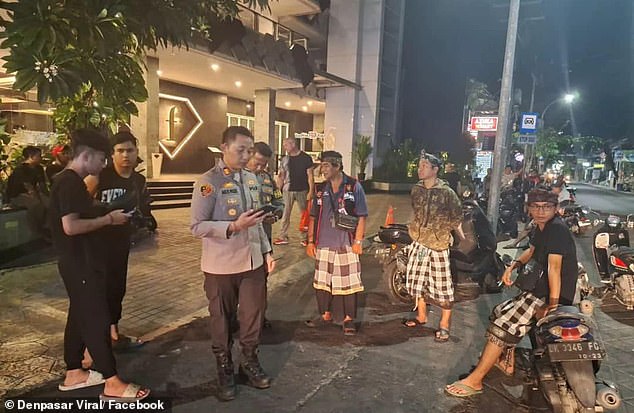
[470,116,498,131]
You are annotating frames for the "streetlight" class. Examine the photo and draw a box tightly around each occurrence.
[541,92,577,120]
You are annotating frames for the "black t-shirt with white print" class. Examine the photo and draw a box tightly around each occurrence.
[96,166,146,239]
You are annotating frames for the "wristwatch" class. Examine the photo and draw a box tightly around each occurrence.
[354,239,363,245]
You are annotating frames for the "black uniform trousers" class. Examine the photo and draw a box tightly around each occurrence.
[104,235,131,325]
[204,265,267,355]
[58,258,117,378]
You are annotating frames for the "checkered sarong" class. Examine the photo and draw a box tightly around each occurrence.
[313,246,364,295]
[489,291,545,338]
[405,241,454,307]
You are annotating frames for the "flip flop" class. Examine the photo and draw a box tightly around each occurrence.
[343,320,356,336]
[402,318,427,328]
[100,383,150,402]
[58,370,105,391]
[434,328,450,343]
[445,381,483,398]
[112,335,145,352]
[304,316,333,328]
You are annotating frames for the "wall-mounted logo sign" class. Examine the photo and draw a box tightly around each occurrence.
[469,116,498,131]
[158,93,203,159]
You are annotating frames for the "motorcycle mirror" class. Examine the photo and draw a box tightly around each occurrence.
[593,219,602,227]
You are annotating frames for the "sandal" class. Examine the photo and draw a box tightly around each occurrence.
[343,320,356,336]
[402,318,427,328]
[100,383,150,402]
[434,328,450,343]
[58,370,104,391]
[445,381,483,398]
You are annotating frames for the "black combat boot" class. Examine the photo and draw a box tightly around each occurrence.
[238,348,271,389]
[215,351,236,401]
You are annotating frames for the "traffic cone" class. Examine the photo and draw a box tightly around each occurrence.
[384,205,395,226]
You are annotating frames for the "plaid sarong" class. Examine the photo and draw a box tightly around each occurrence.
[489,291,545,339]
[405,241,454,308]
[313,246,364,295]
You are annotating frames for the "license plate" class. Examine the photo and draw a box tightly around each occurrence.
[547,341,605,362]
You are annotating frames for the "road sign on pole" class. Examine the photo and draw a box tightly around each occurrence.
[519,112,539,135]
[518,135,537,145]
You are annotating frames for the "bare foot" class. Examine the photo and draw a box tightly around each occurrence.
[63,369,91,386]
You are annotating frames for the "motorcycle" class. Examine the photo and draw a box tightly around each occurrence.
[497,253,621,412]
[480,187,523,239]
[592,215,634,309]
[375,198,503,305]
[560,202,598,237]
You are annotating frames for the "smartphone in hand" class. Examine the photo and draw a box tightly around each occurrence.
[253,204,277,215]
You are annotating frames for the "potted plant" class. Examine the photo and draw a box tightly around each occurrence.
[353,135,373,181]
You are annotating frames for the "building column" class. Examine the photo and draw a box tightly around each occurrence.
[130,56,160,178]
[254,89,276,151]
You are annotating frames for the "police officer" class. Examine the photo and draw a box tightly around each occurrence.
[191,126,275,402]
[246,141,284,242]
[246,142,284,329]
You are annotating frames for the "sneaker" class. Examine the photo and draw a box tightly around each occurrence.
[300,240,308,247]
[273,238,289,245]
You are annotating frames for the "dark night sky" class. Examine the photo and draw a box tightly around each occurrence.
[400,0,633,154]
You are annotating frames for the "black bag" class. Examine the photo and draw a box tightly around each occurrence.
[514,258,545,292]
[327,179,359,233]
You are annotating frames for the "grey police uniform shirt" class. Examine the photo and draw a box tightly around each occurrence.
[191,159,272,275]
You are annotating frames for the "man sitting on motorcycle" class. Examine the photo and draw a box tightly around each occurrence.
[445,188,578,397]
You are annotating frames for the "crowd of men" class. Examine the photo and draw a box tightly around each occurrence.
[10,125,579,403]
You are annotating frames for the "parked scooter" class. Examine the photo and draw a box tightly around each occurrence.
[560,203,597,236]
[479,187,523,238]
[375,198,503,304]
[593,215,634,309]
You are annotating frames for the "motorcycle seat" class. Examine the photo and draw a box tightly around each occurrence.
[536,305,585,327]
[612,246,634,263]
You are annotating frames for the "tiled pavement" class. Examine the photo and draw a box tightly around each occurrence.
[0,193,413,398]
[2,190,634,412]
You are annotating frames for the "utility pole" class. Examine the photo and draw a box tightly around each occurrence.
[487,0,520,233]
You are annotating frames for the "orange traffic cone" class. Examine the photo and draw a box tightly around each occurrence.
[384,205,395,226]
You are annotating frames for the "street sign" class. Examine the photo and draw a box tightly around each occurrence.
[519,112,539,135]
[470,116,498,131]
[518,135,537,145]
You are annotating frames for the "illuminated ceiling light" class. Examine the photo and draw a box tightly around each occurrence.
[284,101,291,107]
[158,93,204,160]
[156,70,163,76]
[210,63,220,72]
[234,80,242,88]
[307,100,313,106]
[302,106,308,112]
[246,103,252,109]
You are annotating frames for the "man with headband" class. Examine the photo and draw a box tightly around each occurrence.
[402,151,462,343]
[446,188,578,397]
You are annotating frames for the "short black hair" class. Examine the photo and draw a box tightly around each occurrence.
[222,126,253,144]
[319,150,344,171]
[22,145,41,159]
[70,128,111,157]
[253,141,273,158]
[112,131,138,148]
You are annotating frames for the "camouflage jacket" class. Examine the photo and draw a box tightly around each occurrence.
[408,178,462,251]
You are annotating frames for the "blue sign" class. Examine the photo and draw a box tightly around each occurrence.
[519,112,539,135]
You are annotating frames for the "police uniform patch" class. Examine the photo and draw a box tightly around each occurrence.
[228,208,237,216]
[200,184,214,197]
[223,182,235,189]
[226,198,239,205]
[263,178,271,184]
[248,179,256,186]
[223,167,231,176]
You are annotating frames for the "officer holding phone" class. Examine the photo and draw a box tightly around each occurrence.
[191,126,275,402]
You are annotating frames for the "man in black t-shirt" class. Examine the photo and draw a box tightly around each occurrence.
[49,128,149,401]
[273,137,314,245]
[7,145,50,238]
[446,189,577,398]
[85,131,147,352]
